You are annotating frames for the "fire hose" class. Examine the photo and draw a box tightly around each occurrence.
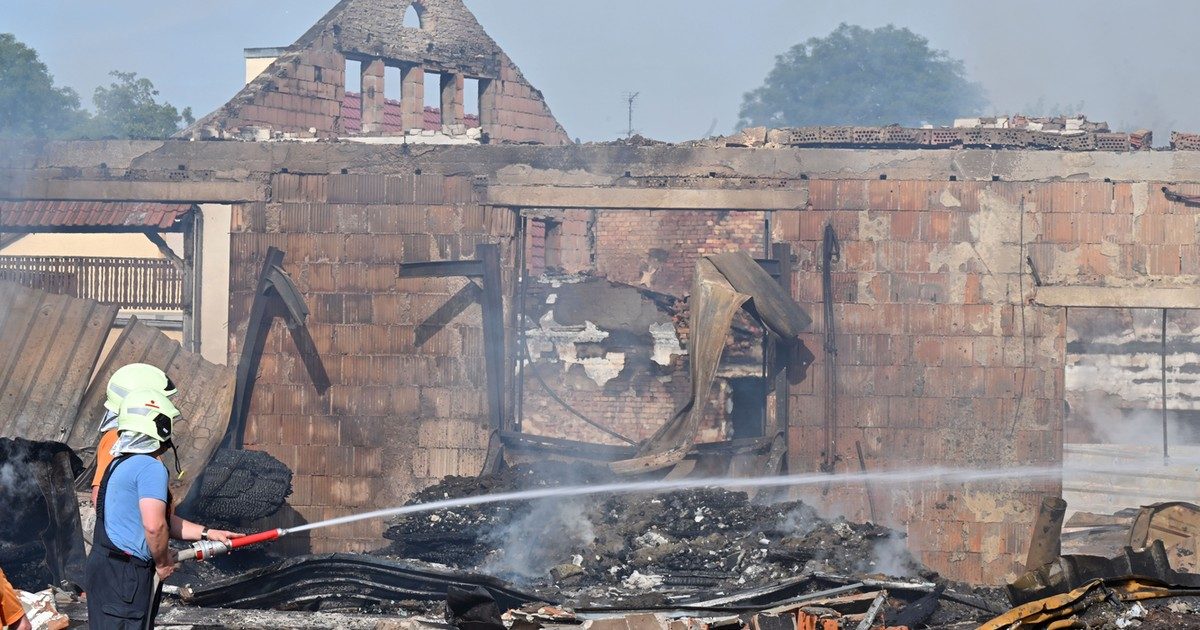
[145,528,287,629]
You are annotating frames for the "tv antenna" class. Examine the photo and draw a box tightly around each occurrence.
[624,92,640,138]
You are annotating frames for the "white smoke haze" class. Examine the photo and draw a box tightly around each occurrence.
[481,498,595,579]
[861,530,917,578]
[778,503,820,536]
[0,443,39,514]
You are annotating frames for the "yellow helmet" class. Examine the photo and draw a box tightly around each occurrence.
[117,389,180,444]
[105,363,177,414]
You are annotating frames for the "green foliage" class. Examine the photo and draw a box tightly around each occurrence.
[0,33,86,138]
[0,33,192,139]
[738,24,987,129]
[81,71,193,139]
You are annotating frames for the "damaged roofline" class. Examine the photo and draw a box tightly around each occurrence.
[12,141,1200,192]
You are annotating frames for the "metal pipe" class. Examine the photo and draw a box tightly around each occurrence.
[515,215,529,431]
[1163,308,1169,465]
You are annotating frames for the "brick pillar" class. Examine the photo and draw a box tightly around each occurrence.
[441,73,464,127]
[360,58,385,133]
[478,78,498,131]
[400,65,425,132]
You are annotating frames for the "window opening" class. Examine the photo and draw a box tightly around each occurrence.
[404,3,423,28]
[384,65,403,132]
[423,70,443,113]
[344,58,362,95]
[463,77,480,122]
[728,377,767,439]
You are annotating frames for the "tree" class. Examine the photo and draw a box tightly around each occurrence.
[83,71,194,139]
[738,24,987,129]
[0,33,86,138]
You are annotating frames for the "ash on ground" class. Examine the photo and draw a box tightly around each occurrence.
[384,463,932,603]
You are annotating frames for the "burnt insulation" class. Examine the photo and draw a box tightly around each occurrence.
[177,448,293,528]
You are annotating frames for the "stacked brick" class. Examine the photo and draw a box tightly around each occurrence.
[229,172,517,554]
[593,210,768,296]
[520,362,696,445]
[183,0,569,145]
[775,178,1200,583]
[481,63,570,145]
[191,45,347,138]
[737,126,1154,151]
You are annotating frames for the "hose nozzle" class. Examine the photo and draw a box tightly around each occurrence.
[175,528,285,563]
[176,539,231,562]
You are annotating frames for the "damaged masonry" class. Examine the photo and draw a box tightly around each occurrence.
[5,0,1200,629]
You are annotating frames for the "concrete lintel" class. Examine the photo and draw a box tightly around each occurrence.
[487,184,808,210]
[5,178,265,203]
[1034,285,1200,309]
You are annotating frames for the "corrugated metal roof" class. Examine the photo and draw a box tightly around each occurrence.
[0,281,118,443]
[70,316,237,501]
[0,280,236,501]
[0,201,194,230]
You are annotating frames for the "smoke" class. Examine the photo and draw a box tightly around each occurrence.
[0,438,49,545]
[860,530,918,577]
[481,497,596,580]
[0,440,39,512]
[1070,390,1200,447]
[778,502,821,536]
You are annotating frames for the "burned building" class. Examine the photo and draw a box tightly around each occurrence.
[4,0,1200,592]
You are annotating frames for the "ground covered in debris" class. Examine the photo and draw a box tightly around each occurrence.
[384,463,931,599]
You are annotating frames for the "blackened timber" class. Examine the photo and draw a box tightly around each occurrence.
[399,259,485,278]
[222,247,328,450]
[223,247,285,450]
[770,243,791,439]
[478,243,506,431]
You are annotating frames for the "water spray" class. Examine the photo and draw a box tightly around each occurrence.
[174,464,1063,563]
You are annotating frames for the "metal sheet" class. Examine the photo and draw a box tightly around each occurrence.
[611,259,749,474]
[70,316,236,500]
[708,251,812,339]
[181,553,541,611]
[0,281,117,443]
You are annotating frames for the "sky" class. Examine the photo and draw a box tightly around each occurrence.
[3,1,1198,143]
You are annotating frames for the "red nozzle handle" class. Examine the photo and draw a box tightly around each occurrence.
[229,528,283,549]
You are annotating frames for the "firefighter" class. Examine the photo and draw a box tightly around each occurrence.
[0,567,31,630]
[84,390,239,629]
[90,364,178,505]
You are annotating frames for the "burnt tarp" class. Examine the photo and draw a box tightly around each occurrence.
[69,316,238,502]
[611,253,810,475]
[1008,539,1200,605]
[708,252,811,339]
[0,438,86,590]
[0,281,118,443]
[180,553,541,612]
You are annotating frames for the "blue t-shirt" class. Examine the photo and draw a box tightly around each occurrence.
[102,454,169,561]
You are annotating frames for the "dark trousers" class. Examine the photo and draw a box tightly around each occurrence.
[84,549,157,629]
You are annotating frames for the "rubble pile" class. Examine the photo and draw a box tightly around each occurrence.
[384,463,928,598]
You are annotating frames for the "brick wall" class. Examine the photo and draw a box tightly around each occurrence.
[775,179,1199,583]
[217,153,1200,581]
[229,172,517,553]
[593,210,768,295]
[188,0,570,144]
